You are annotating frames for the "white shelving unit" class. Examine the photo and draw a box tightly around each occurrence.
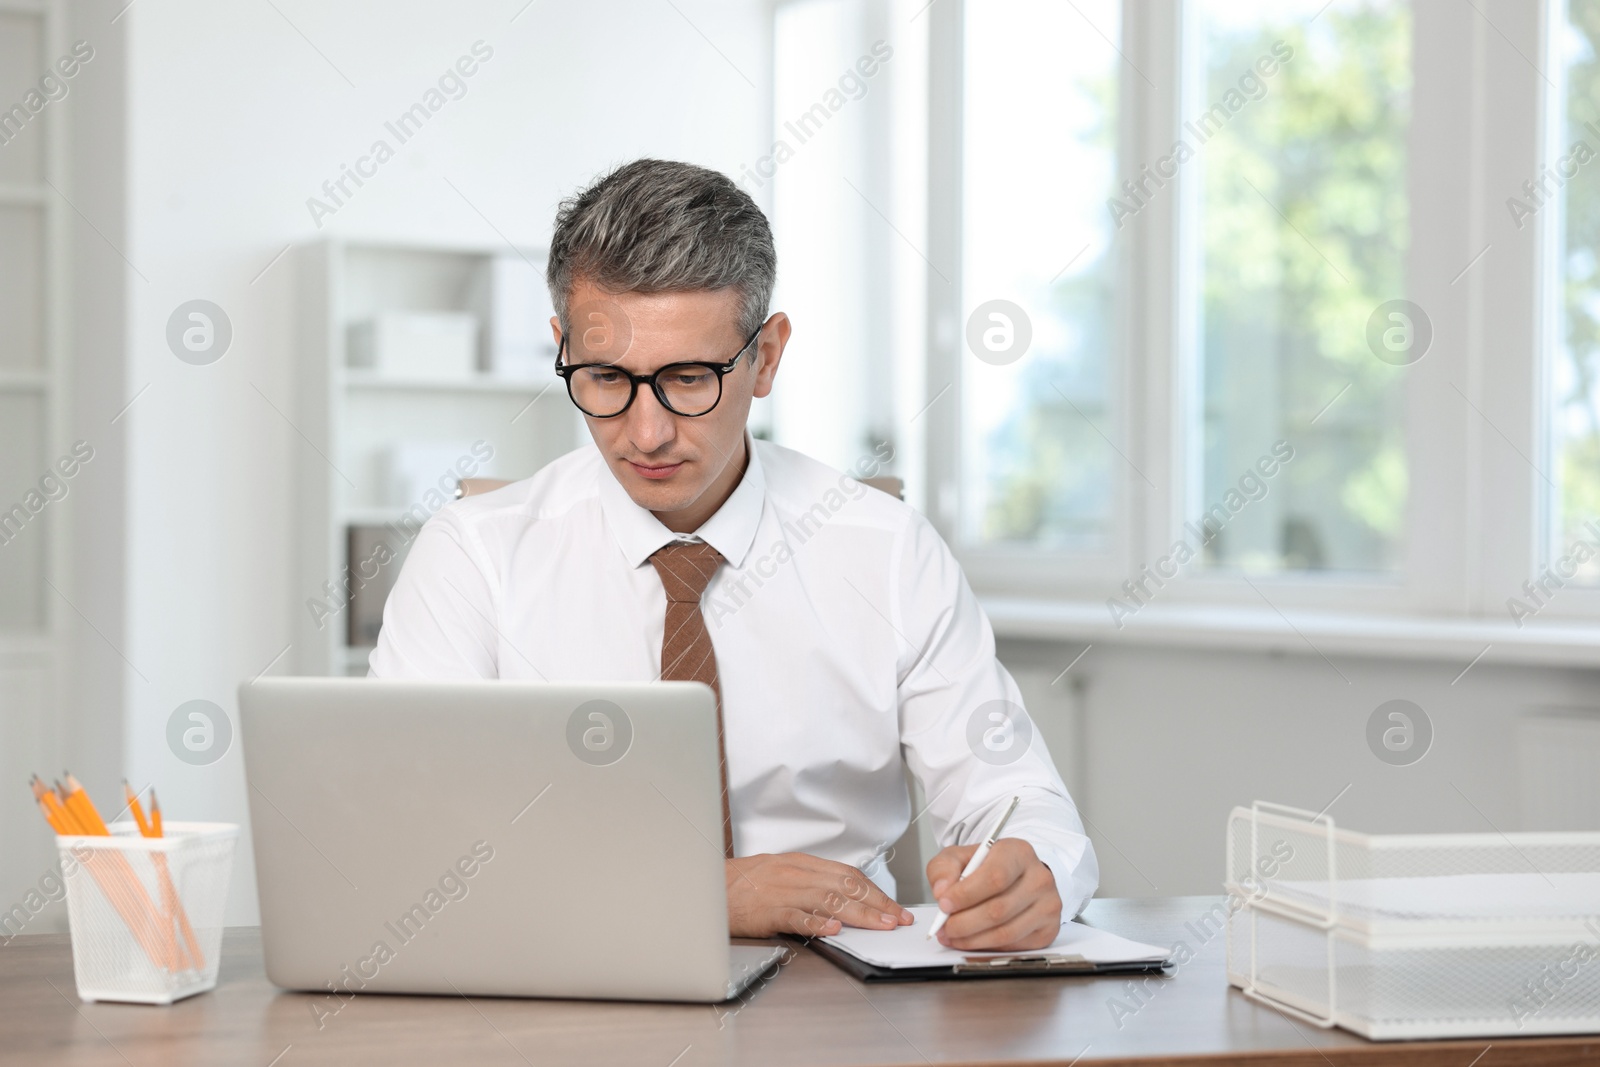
[0,0,69,926]
[292,240,581,676]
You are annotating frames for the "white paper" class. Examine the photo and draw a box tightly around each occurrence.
[1267,872,1600,921]
[819,905,1170,970]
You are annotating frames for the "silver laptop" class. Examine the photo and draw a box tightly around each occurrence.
[238,677,784,1002]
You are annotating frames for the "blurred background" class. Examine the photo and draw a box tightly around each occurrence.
[2,0,1599,927]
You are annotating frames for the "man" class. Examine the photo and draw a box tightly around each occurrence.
[371,159,1097,951]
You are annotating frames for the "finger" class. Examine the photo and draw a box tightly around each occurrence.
[805,859,910,923]
[939,859,1060,948]
[926,844,977,899]
[837,868,905,917]
[939,842,1028,914]
[788,908,842,938]
[828,895,907,930]
[937,875,1034,944]
[943,895,1060,952]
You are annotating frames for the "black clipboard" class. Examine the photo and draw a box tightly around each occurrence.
[807,937,1171,983]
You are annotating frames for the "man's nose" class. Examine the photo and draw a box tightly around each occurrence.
[625,385,678,454]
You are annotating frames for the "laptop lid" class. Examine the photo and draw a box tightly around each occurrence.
[239,678,738,1001]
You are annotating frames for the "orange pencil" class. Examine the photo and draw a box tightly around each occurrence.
[155,855,201,971]
[37,797,70,834]
[82,849,177,971]
[122,781,199,970]
[29,777,173,971]
[61,772,110,835]
[145,791,200,969]
[138,785,200,970]
[124,781,153,838]
[58,774,179,970]
[39,778,90,838]
[44,794,77,833]
[31,777,75,834]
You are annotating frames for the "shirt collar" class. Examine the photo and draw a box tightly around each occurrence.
[597,432,766,570]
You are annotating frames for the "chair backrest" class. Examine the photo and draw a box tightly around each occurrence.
[456,477,511,499]
[457,475,905,501]
[862,476,904,500]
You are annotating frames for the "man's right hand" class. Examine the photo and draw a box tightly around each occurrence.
[726,853,914,938]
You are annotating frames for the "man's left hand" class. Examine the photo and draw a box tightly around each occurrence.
[924,837,1061,951]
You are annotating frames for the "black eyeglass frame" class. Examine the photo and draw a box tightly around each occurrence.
[553,326,763,418]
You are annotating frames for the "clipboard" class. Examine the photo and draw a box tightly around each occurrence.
[809,905,1172,982]
[808,938,1170,982]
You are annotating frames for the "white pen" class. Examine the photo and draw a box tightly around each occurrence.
[925,796,1021,941]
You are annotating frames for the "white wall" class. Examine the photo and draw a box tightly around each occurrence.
[105,0,769,924]
[999,639,1600,898]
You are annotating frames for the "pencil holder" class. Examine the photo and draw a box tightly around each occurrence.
[58,821,239,1004]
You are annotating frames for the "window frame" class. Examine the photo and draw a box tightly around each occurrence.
[924,0,1571,625]
[924,0,1139,592]
[1528,0,1600,623]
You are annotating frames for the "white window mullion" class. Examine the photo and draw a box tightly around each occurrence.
[1516,0,1600,623]
[1404,0,1483,617]
[923,0,962,544]
[1464,0,1549,618]
[1129,0,1185,577]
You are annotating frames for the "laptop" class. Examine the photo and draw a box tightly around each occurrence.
[238,677,785,1002]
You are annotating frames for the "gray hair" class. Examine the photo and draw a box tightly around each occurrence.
[546,159,776,339]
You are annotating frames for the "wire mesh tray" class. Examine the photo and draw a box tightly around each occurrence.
[1224,802,1600,1040]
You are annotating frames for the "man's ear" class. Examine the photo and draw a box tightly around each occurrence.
[752,312,791,400]
[549,315,563,347]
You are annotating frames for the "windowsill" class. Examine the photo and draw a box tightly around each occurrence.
[980,597,1600,669]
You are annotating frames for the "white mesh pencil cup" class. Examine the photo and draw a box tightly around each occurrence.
[58,821,239,1004]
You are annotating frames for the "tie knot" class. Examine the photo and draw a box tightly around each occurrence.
[649,540,725,603]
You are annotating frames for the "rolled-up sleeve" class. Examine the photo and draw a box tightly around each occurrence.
[892,513,1099,918]
[368,509,500,681]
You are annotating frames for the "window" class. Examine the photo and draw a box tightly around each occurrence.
[1190,0,1412,574]
[960,0,1121,550]
[1551,0,1600,579]
[811,0,1590,623]
[766,0,903,474]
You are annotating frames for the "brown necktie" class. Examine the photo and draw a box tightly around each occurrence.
[648,540,733,858]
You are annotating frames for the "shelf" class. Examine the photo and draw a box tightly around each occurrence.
[341,508,409,527]
[342,370,558,394]
[0,633,55,659]
[296,239,572,677]
[0,184,48,206]
[981,596,1600,670]
[340,645,373,674]
[0,370,49,391]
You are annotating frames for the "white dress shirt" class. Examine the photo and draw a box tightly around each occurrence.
[369,436,1099,916]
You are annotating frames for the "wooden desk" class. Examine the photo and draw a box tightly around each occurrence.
[3,897,1595,1066]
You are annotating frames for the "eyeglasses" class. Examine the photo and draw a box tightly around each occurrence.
[555,326,761,418]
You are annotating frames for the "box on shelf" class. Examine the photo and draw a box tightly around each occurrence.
[468,253,556,380]
[346,313,478,380]
[1225,801,1600,1040]
[375,440,492,511]
[345,524,410,649]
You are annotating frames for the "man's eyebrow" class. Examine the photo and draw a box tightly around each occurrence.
[579,337,739,363]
